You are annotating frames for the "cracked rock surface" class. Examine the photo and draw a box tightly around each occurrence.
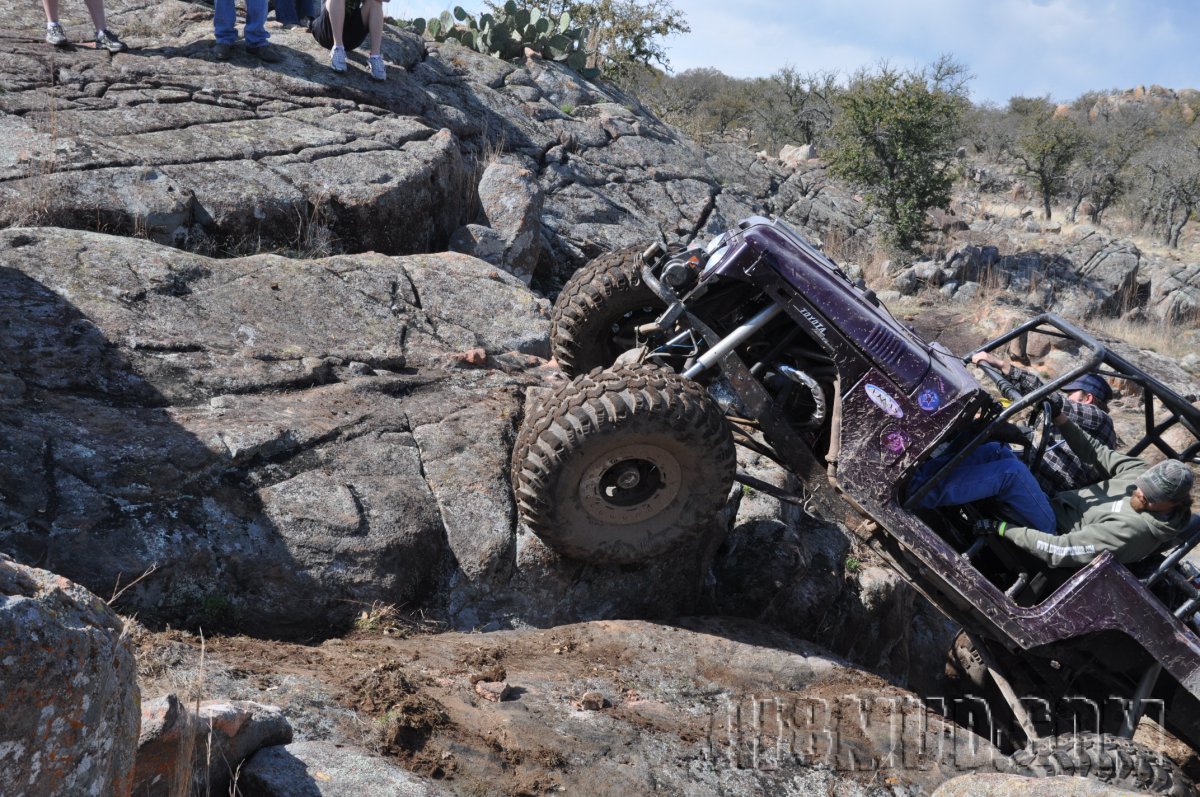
[0,227,733,636]
[0,0,868,281]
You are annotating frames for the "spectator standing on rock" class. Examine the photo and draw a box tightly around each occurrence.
[212,0,282,62]
[42,0,127,51]
[971,352,1117,492]
[309,0,386,81]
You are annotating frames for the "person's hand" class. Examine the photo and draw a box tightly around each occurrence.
[1045,391,1064,418]
[970,352,1007,373]
[973,519,1008,537]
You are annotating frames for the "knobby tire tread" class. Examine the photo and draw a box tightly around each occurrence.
[511,365,734,564]
[1007,732,1197,796]
[550,246,662,377]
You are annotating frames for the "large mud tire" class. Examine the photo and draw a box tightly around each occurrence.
[511,365,734,564]
[550,246,665,377]
[1007,732,1197,796]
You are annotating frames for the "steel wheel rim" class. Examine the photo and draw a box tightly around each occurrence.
[578,443,682,525]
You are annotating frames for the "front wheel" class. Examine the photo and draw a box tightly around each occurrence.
[511,365,735,565]
[550,246,665,377]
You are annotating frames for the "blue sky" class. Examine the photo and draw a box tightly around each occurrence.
[391,0,1199,105]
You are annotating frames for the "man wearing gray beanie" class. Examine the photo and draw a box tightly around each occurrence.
[971,408,1195,568]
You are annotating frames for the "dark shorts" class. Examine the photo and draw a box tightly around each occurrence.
[309,4,368,50]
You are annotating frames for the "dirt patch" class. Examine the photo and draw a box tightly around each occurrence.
[131,616,1199,796]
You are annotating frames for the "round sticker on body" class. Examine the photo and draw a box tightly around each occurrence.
[918,388,941,412]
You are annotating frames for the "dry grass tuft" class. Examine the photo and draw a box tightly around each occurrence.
[352,601,444,638]
[1086,314,1199,360]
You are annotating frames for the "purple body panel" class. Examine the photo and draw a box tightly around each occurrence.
[695,217,1200,714]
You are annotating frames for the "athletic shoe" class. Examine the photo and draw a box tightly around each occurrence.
[213,42,232,61]
[368,53,386,81]
[330,45,346,72]
[95,29,127,53]
[249,44,282,63]
[46,23,68,47]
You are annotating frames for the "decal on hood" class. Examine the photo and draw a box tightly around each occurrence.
[865,384,904,418]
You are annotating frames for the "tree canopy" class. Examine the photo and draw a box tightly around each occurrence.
[826,56,972,253]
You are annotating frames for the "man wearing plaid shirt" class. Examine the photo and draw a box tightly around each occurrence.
[970,352,1117,492]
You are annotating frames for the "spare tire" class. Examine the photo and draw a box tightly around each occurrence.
[1006,732,1197,796]
[511,365,734,564]
[550,246,665,377]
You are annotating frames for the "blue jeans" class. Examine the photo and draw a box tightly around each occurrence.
[910,442,1056,533]
[274,0,318,24]
[214,0,270,46]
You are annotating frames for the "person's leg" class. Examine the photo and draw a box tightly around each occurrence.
[914,443,1057,533]
[363,0,382,55]
[274,0,299,25]
[327,0,345,48]
[213,0,238,44]
[244,0,270,47]
[81,0,106,32]
[42,0,69,45]
[326,0,347,71]
[362,0,384,79]
[84,0,127,51]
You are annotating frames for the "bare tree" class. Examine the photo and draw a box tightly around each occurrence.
[753,66,838,149]
[963,101,1021,162]
[1011,97,1085,220]
[1064,99,1155,223]
[1133,129,1200,247]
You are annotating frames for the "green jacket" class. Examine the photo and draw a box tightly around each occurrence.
[1002,419,1190,567]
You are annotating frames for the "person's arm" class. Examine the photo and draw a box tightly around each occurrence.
[969,352,1045,393]
[1004,364,1043,395]
[1001,519,1153,567]
[1061,398,1118,447]
[1056,417,1143,479]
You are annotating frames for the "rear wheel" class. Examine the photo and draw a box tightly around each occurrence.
[1007,732,1197,796]
[551,246,665,377]
[511,365,734,564]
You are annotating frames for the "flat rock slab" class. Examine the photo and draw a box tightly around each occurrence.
[242,741,453,797]
[932,773,1144,796]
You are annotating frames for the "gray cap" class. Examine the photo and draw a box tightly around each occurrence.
[1135,460,1194,504]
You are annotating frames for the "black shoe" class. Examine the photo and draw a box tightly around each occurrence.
[249,44,282,63]
[213,42,232,61]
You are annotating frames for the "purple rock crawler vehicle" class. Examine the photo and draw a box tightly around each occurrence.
[512,216,1200,793]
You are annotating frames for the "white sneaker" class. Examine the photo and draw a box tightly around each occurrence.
[368,53,385,81]
[46,22,68,47]
[330,45,346,72]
